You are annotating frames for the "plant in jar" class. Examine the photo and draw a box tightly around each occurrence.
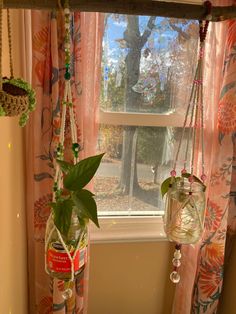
[161,173,206,244]
[45,153,104,281]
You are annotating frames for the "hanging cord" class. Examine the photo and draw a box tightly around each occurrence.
[7,9,13,78]
[45,0,84,291]
[0,4,15,89]
[170,1,211,182]
[189,1,211,182]
[169,1,212,284]
[57,0,63,10]
[0,0,3,91]
[172,63,200,174]
[183,68,199,172]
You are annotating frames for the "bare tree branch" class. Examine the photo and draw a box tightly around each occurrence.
[139,16,156,48]
[169,22,191,41]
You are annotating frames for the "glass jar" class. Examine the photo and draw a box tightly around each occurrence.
[45,212,88,280]
[163,178,205,244]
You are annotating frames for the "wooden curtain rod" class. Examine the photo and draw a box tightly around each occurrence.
[3,0,236,21]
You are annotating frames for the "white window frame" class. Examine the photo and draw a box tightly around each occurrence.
[90,110,185,243]
[99,111,185,128]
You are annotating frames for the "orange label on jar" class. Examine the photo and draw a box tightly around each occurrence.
[47,246,87,273]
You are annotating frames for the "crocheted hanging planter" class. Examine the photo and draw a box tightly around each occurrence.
[160,1,212,284]
[0,8,36,126]
[0,77,36,126]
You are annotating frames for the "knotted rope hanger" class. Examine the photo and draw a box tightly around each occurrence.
[0,2,13,91]
[171,0,212,184]
[45,2,84,285]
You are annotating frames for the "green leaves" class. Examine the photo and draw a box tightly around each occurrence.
[72,189,99,228]
[160,173,206,198]
[51,199,73,237]
[57,159,73,174]
[63,153,104,191]
[52,153,104,234]
[161,177,173,198]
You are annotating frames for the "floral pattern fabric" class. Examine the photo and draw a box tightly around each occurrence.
[192,18,236,313]
[172,12,236,314]
[25,10,104,314]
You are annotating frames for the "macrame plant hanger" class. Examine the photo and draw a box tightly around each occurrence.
[0,0,36,126]
[162,1,212,283]
[45,1,87,300]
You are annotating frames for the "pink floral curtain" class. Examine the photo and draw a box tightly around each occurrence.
[25,10,104,313]
[172,3,236,314]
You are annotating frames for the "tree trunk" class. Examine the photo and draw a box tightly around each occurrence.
[118,16,141,194]
[119,16,156,194]
[119,126,139,194]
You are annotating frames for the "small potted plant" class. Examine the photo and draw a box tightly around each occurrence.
[161,173,206,244]
[0,9,36,126]
[0,77,36,126]
[45,153,104,284]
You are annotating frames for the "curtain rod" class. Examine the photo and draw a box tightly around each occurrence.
[3,0,236,21]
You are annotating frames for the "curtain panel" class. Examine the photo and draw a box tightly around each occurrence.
[25,10,104,314]
[173,2,236,313]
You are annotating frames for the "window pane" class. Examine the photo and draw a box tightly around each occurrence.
[95,125,192,216]
[101,14,198,114]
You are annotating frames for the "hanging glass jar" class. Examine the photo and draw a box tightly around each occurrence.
[45,211,88,281]
[160,0,213,283]
[164,178,205,244]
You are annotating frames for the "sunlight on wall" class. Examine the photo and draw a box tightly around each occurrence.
[0,10,28,314]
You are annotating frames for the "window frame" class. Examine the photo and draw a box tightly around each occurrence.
[93,13,191,242]
[92,109,185,243]
[90,215,166,243]
[99,110,185,127]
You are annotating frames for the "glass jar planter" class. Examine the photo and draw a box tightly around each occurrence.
[45,212,88,281]
[163,178,205,244]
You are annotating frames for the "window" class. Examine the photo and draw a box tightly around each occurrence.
[91,14,198,242]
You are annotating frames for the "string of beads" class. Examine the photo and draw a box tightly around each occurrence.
[168,1,212,283]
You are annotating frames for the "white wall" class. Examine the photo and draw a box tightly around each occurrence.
[88,242,175,314]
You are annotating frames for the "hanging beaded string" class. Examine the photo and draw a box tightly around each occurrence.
[0,0,3,93]
[45,0,84,298]
[171,1,211,183]
[168,1,212,284]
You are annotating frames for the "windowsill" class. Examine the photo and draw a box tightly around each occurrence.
[99,110,185,127]
[90,215,167,243]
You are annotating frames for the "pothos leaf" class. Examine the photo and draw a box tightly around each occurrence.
[72,189,99,228]
[56,159,73,174]
[51,199,73,237]
[160,173,206,198]
[64,153,105,191]
[161,177,173,198]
